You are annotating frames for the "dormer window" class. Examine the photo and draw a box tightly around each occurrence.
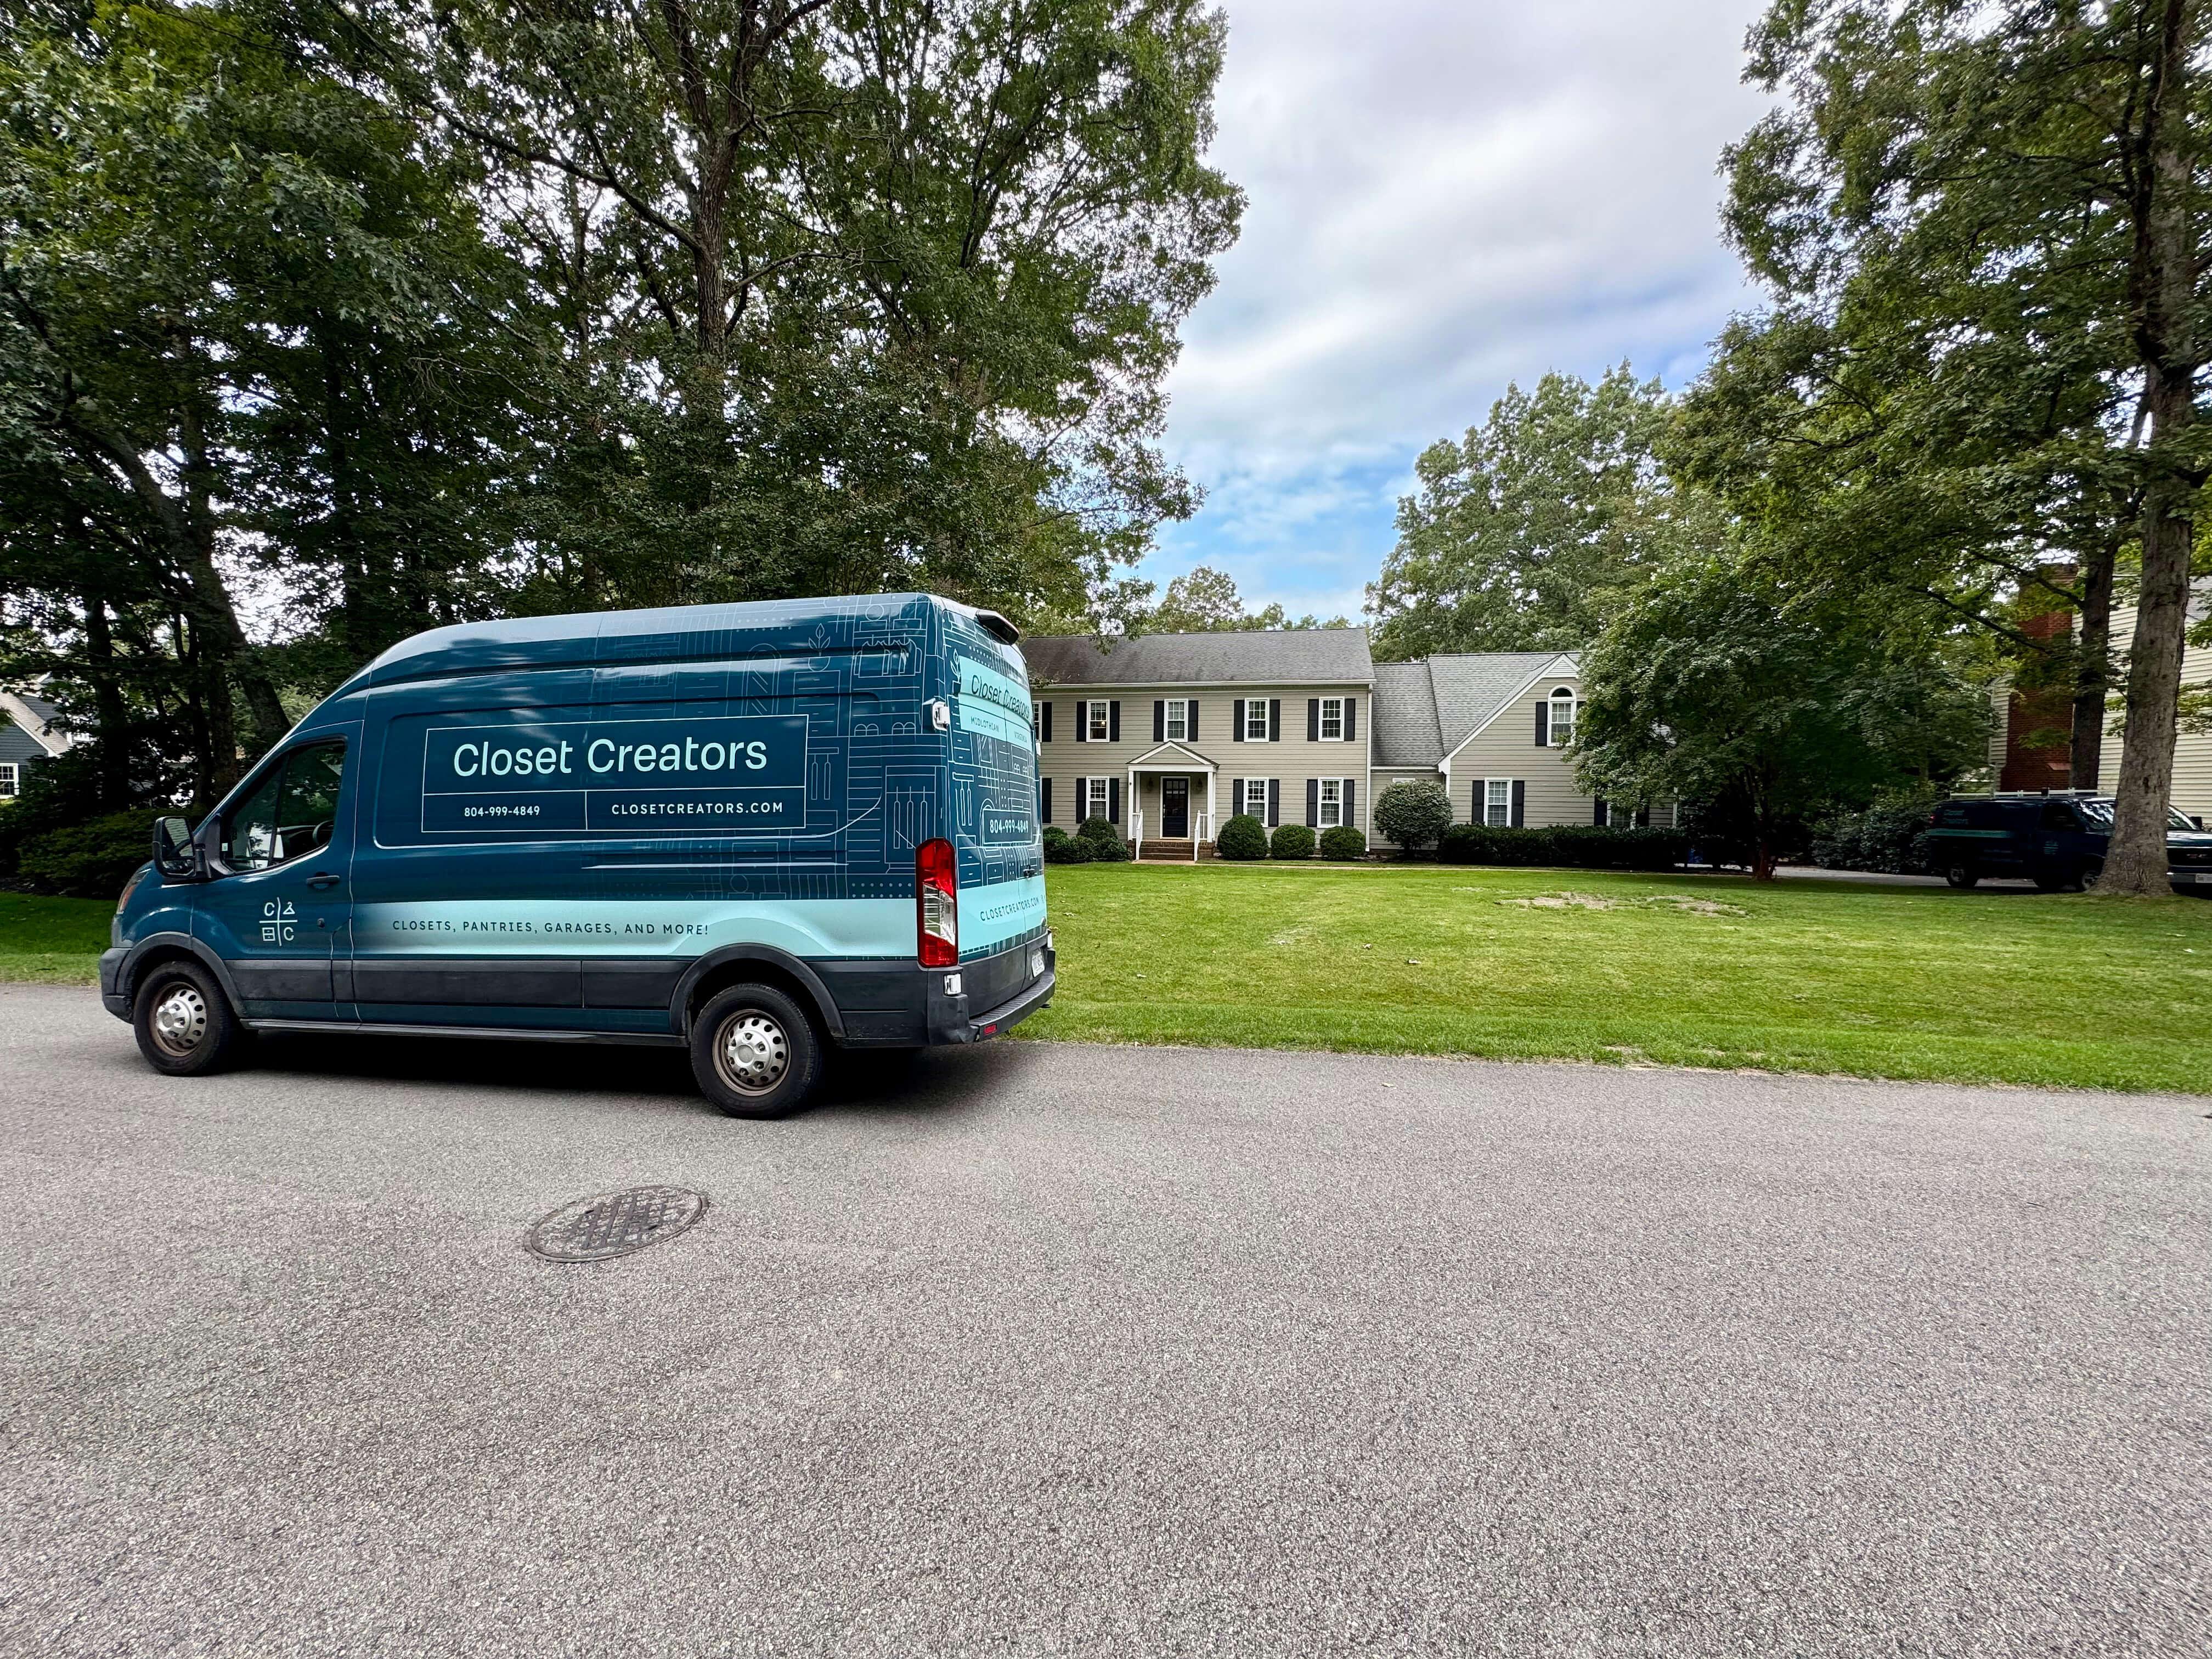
[1548,687,1576,747]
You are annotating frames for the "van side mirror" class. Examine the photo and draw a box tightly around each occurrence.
[153,816,204,881]
[2194,815,2205,831]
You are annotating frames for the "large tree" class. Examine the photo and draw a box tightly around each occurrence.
[1575,551,1993,880]
[1718,0,2212,897]
[1366,365,1682,659]
[1,1,535,795]
[334,0,1243,623]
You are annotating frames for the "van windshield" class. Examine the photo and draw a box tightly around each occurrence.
[2073,799,2197,832]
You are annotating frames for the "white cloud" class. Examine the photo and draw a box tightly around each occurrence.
[1158,0,1774,613]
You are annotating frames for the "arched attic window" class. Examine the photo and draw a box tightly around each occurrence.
[1548,686,1577,747]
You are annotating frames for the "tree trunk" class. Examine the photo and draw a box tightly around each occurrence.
[81,588,132,811]
[2106,0,2200,897]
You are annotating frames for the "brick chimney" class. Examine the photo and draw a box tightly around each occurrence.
[1999,566,2075,792]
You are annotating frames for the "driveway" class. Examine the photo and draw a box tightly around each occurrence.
[3,984,2206,1656]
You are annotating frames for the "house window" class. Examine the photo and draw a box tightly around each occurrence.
[1087,777,1110,820]
[1085,701,1110,742]
[1485,779,1511,827]
[0,763,16,799]
[1244,699,1269,741]
[1318,778,1344,828]
[1319,697,1344,741]
[1605,799,1641,828]
[1165,699,1189,742]
[1549,687,1576,747]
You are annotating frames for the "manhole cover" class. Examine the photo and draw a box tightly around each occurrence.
[526,1186,707,1263]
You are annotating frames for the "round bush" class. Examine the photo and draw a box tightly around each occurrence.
[1268,823,1316,859]
[1317,826,1367,860]
[1215,813,1268,860]
[1076,816,1130,861]
[1041,825,1093,864]
[1373,780,1453,854]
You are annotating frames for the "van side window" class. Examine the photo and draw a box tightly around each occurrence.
[2039,802,2078,831]
[219,741,346,871]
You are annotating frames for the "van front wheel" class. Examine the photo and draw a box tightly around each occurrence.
[1943,862,1979,889]
[690,984,823,1119]
[133,960,242,1076]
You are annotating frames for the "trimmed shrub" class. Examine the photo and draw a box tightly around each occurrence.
[1810,792,1939,874]
[1437,823,1688,871]
[1318,826,1367,860]
[1215,812,1268,860]
[18,809,163,898]
[1268,823,1316,860]
[1373,780,1453,854]
[1041,825,1093,864]
[1076,815,1130,861]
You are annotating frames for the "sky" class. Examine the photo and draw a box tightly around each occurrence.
[1151,0,1776,623]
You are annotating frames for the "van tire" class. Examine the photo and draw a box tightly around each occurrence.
[132,960,243,1076]
[690,983,823,1119]
[1943,862,1979,889]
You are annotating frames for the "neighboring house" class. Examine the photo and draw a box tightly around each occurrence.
[0,687,74,802]
[1021,629,1651,854]
[1985,578,2211,820]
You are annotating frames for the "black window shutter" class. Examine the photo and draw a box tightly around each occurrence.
[1075,702,1087,743]
[1153,700,1165,742]
[1186,699,1199,741]
[1040,777,1051,823]
[1042,701,1052,743]
[1534,702,1549,747]
[1268,698,1281,741]
[1510,780,1525,828]
[1307,698,1320,741]
[1305,777,1318,827]
[1637,804,1650,829]
[1109,701,1120,743]
[1233,698,1246,742]
[1109,776,1121,823]
[1594,796,1607,827]
[1344,778,1356,825]
[1074,776,1086,819]
[1267,778,1280,827]
[1346,698,1358,742]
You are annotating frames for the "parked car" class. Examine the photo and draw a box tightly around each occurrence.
[1924,792,2212,892]
[100,593,1053,1118]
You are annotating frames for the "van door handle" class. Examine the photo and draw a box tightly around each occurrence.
[306,872,342,890]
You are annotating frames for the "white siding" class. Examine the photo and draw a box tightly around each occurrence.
[2103,597,2212,820]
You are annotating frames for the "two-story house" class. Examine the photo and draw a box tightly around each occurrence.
[1023,628,1656,855]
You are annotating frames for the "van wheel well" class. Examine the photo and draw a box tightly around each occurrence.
[127,945,206,1008]
[685,960,831,1045]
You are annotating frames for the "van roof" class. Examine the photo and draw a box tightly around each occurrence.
[335,593,1017,694]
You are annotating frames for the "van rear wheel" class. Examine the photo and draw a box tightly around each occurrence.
[1943,861,1979,889]
[690,983,822,1119]
[133,960,243,1076]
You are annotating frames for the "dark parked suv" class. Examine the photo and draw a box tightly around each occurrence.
[1925,792,2212,891]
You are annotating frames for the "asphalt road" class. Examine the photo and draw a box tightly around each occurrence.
[3,985,2207,1658]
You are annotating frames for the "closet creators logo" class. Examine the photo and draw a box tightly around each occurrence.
[420,715,809,837]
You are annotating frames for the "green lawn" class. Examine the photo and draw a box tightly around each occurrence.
[8,868,2208,1092]
[1020,862,2212,1094]
[0,893,114,985]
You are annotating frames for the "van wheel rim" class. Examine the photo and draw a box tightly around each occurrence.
[715,1011,790,1096]
[151,985,208,1057]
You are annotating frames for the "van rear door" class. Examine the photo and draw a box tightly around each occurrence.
[946,638,1047,977]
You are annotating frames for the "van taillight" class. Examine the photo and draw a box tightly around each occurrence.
[916,838,958,967]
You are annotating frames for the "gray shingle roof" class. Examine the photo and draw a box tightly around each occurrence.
[1370,663,1444,766]
[1367,652,1579,766]
[1021,628,1373,687]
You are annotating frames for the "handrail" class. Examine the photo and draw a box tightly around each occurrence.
[1130,806,1144,861]
[1193,811,1209,861]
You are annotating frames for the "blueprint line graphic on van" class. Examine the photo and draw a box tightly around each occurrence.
[415,714,810,838]
[104,593,1054,1119]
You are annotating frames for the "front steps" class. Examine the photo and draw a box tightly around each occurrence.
[1134,838,1215,862]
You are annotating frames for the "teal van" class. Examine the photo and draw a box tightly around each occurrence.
[100,594,1053,1117]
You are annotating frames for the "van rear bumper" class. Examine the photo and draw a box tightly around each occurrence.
[822,935,1054,1047]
